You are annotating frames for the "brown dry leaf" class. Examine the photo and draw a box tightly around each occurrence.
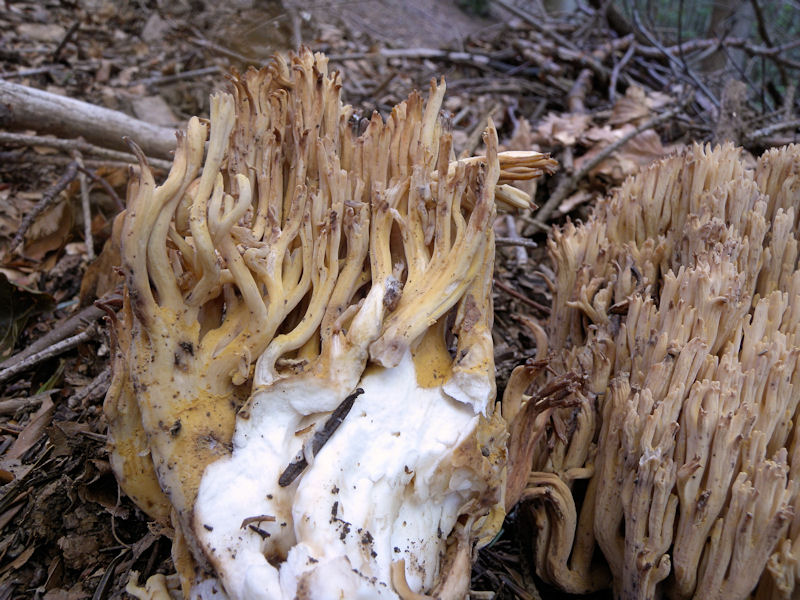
[647,89,674,111]
[0,545,35,576]
[43,556,64,594]
[610,86,675,126]
[32,145,60,156]
[576,127,679,185]
[0,457,34,484]
[22,199,74,261]
[6,396,55,459]
[80,469,124,516]
[609,85,650,126]
[48,421,91,457]
[0,501,25,530]
[42,585,89,600]
[581,124,624,145]
[113,66,138,87]
[0,268,38,290]
[501,119,536,153]
[534,112,592,146]
[141,12,171,43]
[16,23,66,43]
[558,189,595,215]
[0,187,35,250]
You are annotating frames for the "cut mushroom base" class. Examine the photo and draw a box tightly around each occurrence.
[196,348,504,599]
[107,48,555,599]
[507,143,800,600]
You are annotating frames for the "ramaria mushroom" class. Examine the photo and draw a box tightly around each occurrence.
[105,48,556,599]
[504,143,800,599]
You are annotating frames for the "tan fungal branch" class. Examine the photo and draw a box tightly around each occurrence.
[506,143,800,600]
[105,48,555,599]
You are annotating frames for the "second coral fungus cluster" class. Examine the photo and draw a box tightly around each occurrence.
[509,143,800,600]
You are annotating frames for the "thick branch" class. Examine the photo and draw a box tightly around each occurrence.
[0,80,177,159]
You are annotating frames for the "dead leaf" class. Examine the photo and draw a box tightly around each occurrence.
[42,586,90,600]
[533,112,591,146]
[609,85,650,126]
[501,119,536,153]
[22,199,74,262]
[113,66,138,87]
[582,124,624,145]
[48,421,91,457]
[57,535,99,570]
[141,12,171,43]
[575,128,680,185]
[0,457,34,484]
[32,145,60,156]
[6,396,55,459]
[0,544,35,576]
[610,86,675,126]
[17,23,66,43]
[0,188,35,250]
[44,555,64,592]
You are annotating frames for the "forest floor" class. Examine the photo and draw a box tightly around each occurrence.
[0,1,798,599]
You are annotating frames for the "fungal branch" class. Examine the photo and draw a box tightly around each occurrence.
[106,48,556,599]
[507,143,800,600]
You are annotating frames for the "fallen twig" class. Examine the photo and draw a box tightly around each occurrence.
[0,65,63,79]
[0,327,97,384]
[0,80,177,158]
[328,47,497,72]
[77,165,124,212]
[744,118,800,144]
[610,42,636,102]
[188,35,254,64]
[0,389,58,416]
[631,10,719,109]
[52,18,81,63]
[493,278,551,314]
[0,151,152,171]
[496,236,538,249]
[72,151,95,260]
[634,37,800,69]
[494,0,614,83]
[67,366,111,409]
[0,302,109,371]
[0,131,172,171]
